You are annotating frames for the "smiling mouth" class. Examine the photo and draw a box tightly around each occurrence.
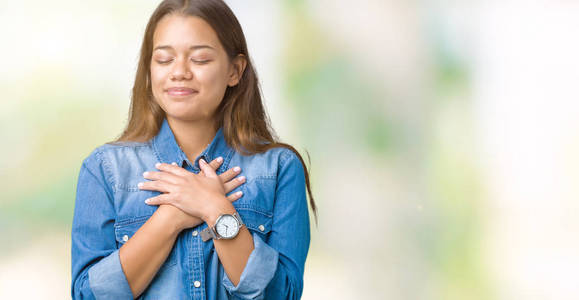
[166,87,198,97]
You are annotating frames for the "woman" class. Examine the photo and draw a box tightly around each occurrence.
[70,0,317,299]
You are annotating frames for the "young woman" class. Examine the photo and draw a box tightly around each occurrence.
[70,0,317,299]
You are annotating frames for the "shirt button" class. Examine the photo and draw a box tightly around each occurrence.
[258,225,265,232]
[192,230,198,237]
[194,281,201,288]
[122,235,129,242]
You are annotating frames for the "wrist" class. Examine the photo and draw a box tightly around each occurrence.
[203,196,236,227]
[155,205,185,235]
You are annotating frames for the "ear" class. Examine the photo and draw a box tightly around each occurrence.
[227,54,247,87]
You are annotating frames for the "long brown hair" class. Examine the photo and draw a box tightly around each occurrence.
[111,0,317,223]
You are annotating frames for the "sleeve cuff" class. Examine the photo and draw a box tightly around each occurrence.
[222,232,279,299]
[88,249,133,299]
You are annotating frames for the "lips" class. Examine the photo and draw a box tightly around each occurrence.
[166,87,198,97]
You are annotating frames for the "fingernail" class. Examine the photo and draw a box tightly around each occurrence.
[143,171,149,177]
[171,162,177,166]
[236,191,243,196]
[199,159,206,165]
[144,198,150,204]
[233,166,241,172]
[138,182,144,188]
[238,176,245,182]
[155,162,161,168]
[216,156,223,163]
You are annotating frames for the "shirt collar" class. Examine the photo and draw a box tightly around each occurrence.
[152,118,233,172]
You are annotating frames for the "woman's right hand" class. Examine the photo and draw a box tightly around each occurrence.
[156,157,245,231]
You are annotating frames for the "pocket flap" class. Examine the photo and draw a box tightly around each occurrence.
[113,214,177,269]
[114,215,150,244]
[237,208,273,235]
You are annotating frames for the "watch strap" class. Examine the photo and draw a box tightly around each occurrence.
[233,212,245,227]
[200,212,244,242]
[200,226,216,242]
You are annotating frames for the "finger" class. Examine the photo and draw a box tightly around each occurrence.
[226,191,243,202]
[138,180,174,193]
[208,156,224,170]
[143,170,183,185]
[218,166,241,183]
[201,156,224,176]
[144,193,173,206]
[199,159,217,178]
[224,175,246,194]
[155,162,191,177]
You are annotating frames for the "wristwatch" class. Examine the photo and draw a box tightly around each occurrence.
[201,212,244,242]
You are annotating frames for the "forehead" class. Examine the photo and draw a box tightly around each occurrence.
[153,14,221,50]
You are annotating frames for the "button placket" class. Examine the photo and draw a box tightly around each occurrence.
[190,227,206,299]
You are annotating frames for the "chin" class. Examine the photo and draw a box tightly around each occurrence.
[162,99,195,112]
[165,110,197,121]
[157,97,217,122]
[165,107,211,123]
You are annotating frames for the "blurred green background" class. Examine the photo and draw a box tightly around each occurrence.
[1,1,579,299]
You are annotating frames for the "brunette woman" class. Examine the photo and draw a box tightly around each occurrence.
[71,0,316,299]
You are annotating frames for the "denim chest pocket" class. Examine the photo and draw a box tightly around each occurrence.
[237,208,273,241]
[232,177,275,240]
[232,177,275,214]
[115,188,160,217]
[114,215,178,270]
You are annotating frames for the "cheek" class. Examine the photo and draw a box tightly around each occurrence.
[150,66,167,87]
[149,68,167,100]
[195,65,229,90]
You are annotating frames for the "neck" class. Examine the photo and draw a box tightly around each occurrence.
[166,116,217,163]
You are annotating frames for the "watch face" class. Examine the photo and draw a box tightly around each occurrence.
[215,214,239,239]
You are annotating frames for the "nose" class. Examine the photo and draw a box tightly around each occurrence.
[170,58,193,81]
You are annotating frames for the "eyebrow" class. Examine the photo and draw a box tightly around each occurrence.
[153,45,215,51]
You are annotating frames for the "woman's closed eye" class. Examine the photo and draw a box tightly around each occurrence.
[155,58,174,64]
[154,58,211,65]
[191,59,211,64]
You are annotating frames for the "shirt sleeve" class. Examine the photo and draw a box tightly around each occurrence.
[222,149,311,300]
[71,148,133,300]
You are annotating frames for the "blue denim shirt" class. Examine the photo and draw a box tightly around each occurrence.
[71,118,311,299]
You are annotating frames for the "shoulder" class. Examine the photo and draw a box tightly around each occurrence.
[275,147,306,182]
[81,141,146,166]
[277,147,303,168]
[97,140,151,155]
[231,146,304,180]
[80,141,153,184]
[237,146,299,164]
[87,141,152,165]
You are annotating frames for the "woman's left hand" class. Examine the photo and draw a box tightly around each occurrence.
[139,158,238,222]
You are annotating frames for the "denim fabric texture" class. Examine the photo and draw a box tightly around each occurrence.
[71,118,311,299]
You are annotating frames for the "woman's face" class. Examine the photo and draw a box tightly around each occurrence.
[150,14,243,123]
